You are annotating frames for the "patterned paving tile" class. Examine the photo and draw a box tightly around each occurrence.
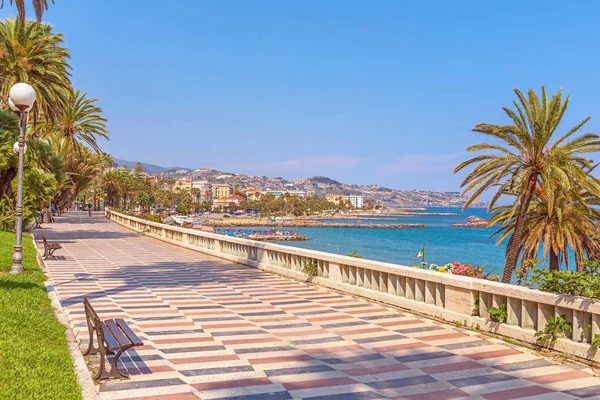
[37,213,600,399]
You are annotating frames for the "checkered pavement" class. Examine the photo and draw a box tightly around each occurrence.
[37,212,600,399]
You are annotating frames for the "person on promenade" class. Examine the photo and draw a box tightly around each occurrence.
[88,202,92,217]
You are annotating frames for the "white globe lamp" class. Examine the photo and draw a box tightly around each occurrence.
[12,141,27,155]
[8,97,33,112]
[8,83,36,111]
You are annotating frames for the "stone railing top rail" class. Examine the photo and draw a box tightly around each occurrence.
[107,209,600,314]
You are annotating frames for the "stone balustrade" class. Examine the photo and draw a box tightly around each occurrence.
[106,209,600,363]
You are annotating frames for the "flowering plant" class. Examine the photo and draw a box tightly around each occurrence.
[428,263,453,273]
[451,262,485,279]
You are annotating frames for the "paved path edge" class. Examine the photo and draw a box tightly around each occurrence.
[33,237,99,400]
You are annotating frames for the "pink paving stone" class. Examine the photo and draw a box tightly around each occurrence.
[373,342,431,352]
[283,377,357,391]
[170,354,240,364]
[415,332,468,341]
[526,370,592,384]
[304,344,364,354]
[465,348,522,359]
[378,319,423,327]
[482,385,555,400]
[395,388,470,400]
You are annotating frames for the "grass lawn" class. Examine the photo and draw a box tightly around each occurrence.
[0,231,82,400]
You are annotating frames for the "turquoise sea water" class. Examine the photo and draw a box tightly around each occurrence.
[276,207,509,276]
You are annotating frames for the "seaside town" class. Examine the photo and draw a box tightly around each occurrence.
[108,159,486,214]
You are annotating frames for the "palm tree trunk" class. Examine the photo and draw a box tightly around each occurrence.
[502,174,538,283]
[549,249,559,271]
[0,168,17,200]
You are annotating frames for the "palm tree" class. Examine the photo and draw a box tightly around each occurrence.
[454,87,600,283]
[53,142,108,210]
[101,168,128,208]
[0,18,71,124]
[0,0,54,23]
[491,186,600,272]
[38,89,109,152]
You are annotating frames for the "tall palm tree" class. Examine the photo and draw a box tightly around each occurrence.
[52,141,108,209]
[454,87,600,283]
[491,186,600,272]
[0,0,54,23]
[40,88,109,153]
[0,18,71,124]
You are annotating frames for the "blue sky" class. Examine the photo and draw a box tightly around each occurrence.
[2,1,600,196]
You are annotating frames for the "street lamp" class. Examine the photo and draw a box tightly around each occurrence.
[9,83,36,274]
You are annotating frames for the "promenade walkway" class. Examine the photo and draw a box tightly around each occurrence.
[38,213,600,400]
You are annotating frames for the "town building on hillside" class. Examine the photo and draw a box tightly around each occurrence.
[266,190,306,198]
[245,187,261,201]
[347,195,364,208]
[326,194,344,205]
[192,181,211,201]
[212,184,231,199]
[174,179,192,191]
[213,195,246,209]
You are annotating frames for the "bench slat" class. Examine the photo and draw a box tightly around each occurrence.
[102,322,122,351]
[105,319,133,348]
[115,319,143,346]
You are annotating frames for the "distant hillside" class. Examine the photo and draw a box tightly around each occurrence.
[113,158,190,175]
[114,158,485,207]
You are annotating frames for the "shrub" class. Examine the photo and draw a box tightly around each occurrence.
[535,315,572,346]
[487,304,507,323]
[139,214,162,223]
[531,263,600,300]
[347,249,363,258]
[303,260,319,277]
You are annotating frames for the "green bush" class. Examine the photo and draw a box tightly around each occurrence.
[303,260,319,277]
[487,304,508,323]
[531,261,600,299]
[347,249,363,258]
[139,213,162,223]
[535,315,572,346]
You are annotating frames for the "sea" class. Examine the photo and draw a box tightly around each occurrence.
[276,207,509,276]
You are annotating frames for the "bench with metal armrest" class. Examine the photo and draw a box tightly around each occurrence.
[83,298,143,380]
[41,235,61,260]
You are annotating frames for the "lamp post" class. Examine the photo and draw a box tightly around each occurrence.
[9,83,36,274]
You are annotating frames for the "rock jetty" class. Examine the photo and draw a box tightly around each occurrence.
[452,216,488,228]
[205,219,427,229]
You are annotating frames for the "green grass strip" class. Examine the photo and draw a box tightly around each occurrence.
[0,231,82,400]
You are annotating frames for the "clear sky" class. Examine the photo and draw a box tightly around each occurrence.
[2,1,599,196]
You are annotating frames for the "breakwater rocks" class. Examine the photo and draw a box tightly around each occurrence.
[205,219,427,229]
[452,216,488,228]
[214,228,309,241]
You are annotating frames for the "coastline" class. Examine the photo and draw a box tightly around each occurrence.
[200,219,428,229]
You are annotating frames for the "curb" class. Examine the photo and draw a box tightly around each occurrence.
[32,235,99,400]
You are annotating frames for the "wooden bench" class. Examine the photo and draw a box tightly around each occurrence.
[41,235,61,260]
[83,298,143,380]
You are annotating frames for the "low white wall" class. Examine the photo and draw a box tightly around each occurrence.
[106,209,600,363]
